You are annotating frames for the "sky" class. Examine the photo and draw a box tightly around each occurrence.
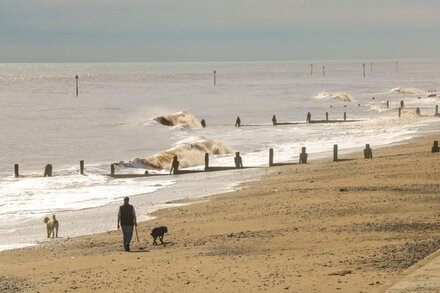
[1,0,440,62]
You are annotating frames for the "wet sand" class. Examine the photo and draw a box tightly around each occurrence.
[1,135,440,292]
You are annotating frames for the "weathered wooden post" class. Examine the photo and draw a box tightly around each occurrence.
[234,152,243,168]
[398,107,402,118]
[416,107,421,116]
[80,160,84,175]
[235,116,241,127]
[326,112,329,121]
[432,141,439,153]
[364,144,373,159]
[322,66,325,77]
[213,70,216,86]
[204,153,209,171]
[44,164,52,177]
[306,112,311,123]
[299,147,308,164]
[436,105,438,116]
[170,156,180,174]
[400,100,404,108]
[333,144,338,162]
[343,112,347,121]
[387,100,389,109]
[269,148,274,167]
[75,75,79,96]
[111,164,115,175]
[14,164,19,178]
[363,63,366,78]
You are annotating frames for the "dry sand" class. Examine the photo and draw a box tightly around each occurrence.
[1,136,440,293]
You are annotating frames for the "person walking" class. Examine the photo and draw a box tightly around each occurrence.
[117,196,137,252]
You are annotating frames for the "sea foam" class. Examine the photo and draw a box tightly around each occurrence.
[121,136,232,170]
[153,111,202,129]
[313,92,354,102]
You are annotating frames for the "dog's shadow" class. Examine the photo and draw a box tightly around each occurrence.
[152,241,173,247]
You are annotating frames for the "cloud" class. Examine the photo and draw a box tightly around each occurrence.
[1,0,439,61]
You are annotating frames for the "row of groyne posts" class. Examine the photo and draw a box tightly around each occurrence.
[72,62,398,95]
[397,102,440,118]
[220,103,440,128]
[12,141,440,178]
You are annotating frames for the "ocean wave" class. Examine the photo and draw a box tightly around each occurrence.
[391,87,426,96]
[312,92,354,102]
[366,102,389,113]
[121,136,232,170]
[152,111,202,129]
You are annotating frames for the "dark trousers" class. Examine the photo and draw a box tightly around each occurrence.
[121,226,134,249]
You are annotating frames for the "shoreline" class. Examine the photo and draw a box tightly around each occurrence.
[1,132,440,292]
[0,122,425,253]
[1,118,439,252]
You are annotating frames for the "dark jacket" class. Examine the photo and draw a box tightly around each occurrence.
[119,204,135,226]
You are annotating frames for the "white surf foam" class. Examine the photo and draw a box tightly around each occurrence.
[121,136,232,170]
[391,87,426,96]
[152,111,203,129]
[313,92,354,102]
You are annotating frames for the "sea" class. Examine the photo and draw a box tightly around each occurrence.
[0,60,439,250]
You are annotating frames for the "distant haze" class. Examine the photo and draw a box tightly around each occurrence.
[1,0,439,62]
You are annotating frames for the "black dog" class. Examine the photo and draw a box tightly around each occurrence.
[151,226,168,245]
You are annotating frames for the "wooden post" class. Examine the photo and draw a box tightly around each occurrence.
[364,144,373,159]
[326,112,329,121]
[387,100,389,108]
[416,107,421,116]
[234,152,243,169]
[322,66,325,77]
[80,160,84,175]
[44,164,52,177]
[213,70,216,86]
[204,153,209,171]
[75,75,79,96]
[436,105,438,116]
[306,112,311,123]
[299,147,308,164]
[333,144,338,162]
[363,63,366,78]
[398,107,401,118]
[432,141,439,153]
[400,100,404,108]
[111,164,115,175]
[171,156,180,174]
[343,112,347,121]
[269,148,274,167]
[14,164,19,178]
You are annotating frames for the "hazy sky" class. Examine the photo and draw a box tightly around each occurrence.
[1,0,439,62]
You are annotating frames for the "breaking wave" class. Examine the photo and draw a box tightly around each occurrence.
[152,111,202,129]
[120,136,232,170]
[313,92,354,102]
[391,87,426,96]
[366,102,389,113]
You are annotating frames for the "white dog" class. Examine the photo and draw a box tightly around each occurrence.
[43,215,59,238]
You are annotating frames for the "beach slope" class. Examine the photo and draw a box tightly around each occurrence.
[1,136,440,292]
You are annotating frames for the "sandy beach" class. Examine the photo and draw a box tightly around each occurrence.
[1,135,440,293]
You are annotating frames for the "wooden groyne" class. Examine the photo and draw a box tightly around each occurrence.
[9,104,440,179]
[11,138,440,180]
